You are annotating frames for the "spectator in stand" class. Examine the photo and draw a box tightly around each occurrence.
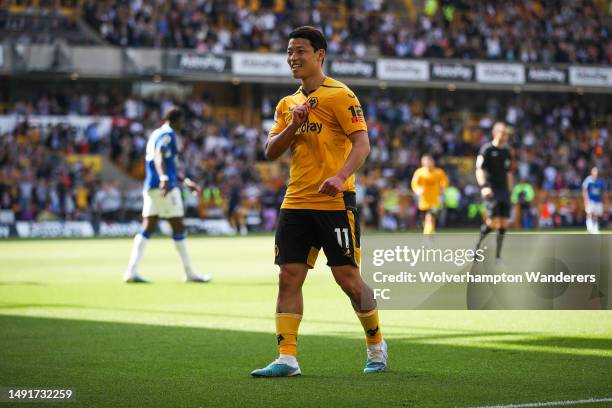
[511,178,536,229]
[77,0,611,65]
[1,87,609,229]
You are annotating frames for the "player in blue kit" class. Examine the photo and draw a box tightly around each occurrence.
[582,166,606,234]
[124,107,212,283]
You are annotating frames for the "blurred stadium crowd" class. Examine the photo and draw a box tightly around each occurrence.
[81,0,611,64]
[1,88,609,230]
[2,0,609,64]
[0,0,610,232]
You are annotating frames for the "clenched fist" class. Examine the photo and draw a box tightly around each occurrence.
[318,175,345,197]
[291,102,310,128]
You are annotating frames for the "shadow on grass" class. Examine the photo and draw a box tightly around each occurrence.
[0,315,610,408]
[497,336,612,351]
[2,302,611,350]
[0,302,522,339]
[0,281,46,286]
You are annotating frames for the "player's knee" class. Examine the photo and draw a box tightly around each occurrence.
[143,218,157,233]
[168,218,184,234]
[335,275,361,299]
[278,265,303,291]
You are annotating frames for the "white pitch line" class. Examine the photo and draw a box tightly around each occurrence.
[469,397,612,408]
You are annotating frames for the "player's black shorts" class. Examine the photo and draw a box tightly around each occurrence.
[419,207,439,217]
[275,193,360,268]
[484,190,511,218]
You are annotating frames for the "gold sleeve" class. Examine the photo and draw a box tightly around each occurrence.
[331,90,368,136]
[269,99,288,135]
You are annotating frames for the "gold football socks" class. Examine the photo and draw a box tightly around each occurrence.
[424,216,435,234]
[275,313,302,356]
[356,309,383,345]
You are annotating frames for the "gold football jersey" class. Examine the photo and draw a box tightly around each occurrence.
[270,77,368,210]
[411,167,449,210]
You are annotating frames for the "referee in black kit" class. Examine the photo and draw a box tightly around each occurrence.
[475,121,513,261]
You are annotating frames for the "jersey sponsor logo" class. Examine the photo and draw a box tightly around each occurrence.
[348,105,364,123]
[296,119,323,135]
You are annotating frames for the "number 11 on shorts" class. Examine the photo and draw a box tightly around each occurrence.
[335,227,349,248]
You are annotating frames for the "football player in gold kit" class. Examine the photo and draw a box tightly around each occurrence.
[251,26,387,377]
[411,154,449,235]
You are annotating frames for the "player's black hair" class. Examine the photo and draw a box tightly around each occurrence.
[289,26,327,53]
[163,106,183,123]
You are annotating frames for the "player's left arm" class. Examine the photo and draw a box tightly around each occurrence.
[154,141,170,196]
[411,171,423,195]
[506,149,514,192]
[174,139,201,197]
[182,176,201,196]
[319,90,370,196]
[507,171,513,193]
[177,165,200,196]
[318,130,370,196]
[440,170,449,190]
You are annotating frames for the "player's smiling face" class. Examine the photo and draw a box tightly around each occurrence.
[287,38,323,79]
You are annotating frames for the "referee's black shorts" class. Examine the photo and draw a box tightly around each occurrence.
[484,189,511,218]
[274,192,360,268]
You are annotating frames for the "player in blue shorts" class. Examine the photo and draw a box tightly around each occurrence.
[124,107,212,283]
[582,166,606,234]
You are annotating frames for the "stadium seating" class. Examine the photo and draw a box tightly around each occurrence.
[77,0,610,64]
[0,88,609,229]
[0,1,609,232]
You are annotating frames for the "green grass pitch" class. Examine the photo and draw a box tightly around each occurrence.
[0,235,611,407]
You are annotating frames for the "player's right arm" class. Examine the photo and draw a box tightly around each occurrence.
[411,170,423,195]
[264,100,309,161]
[581,178,590,207]
[154,135,171,196]
[475,146,492,198]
